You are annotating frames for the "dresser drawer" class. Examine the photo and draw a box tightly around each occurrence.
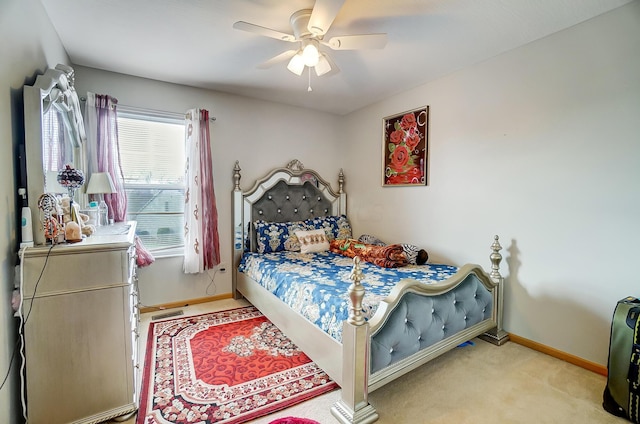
[21,249,128,298]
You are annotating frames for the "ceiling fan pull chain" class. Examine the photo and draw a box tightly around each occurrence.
[308,68,313,92]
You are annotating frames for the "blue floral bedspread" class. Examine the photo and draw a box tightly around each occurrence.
[238,251,459,342]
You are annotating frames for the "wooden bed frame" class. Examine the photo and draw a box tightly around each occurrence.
[232,159,509,424]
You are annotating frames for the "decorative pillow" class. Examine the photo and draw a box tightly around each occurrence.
[294,229,330,253]
[254,220,308,253]
[304,215,352,241]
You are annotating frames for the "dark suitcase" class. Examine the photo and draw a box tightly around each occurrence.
[603,296,640,422]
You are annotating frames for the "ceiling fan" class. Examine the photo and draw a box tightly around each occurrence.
[233,0,387,78]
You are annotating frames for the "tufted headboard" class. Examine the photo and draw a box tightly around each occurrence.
[232,159,347,289]
[250,179,334,224]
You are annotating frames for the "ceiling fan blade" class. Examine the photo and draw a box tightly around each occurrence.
[233,21,296,42]
[257,50,299,69]
[325,33,387,50]
[307,0,345,36]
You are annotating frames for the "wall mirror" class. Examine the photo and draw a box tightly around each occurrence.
[24,64,87,245]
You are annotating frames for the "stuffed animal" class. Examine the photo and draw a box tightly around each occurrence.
[59,196,96,238]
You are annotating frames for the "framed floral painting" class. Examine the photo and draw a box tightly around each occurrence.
[382,106,428,186]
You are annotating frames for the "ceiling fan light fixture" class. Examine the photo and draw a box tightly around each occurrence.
[233,3,386,80]
[302,42,319,67]
[315,54,332,76]
[287,53,305,76]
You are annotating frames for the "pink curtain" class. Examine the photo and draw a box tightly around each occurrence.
[85,92,154,267]
[184,108,220,273]
[85,93,127,221]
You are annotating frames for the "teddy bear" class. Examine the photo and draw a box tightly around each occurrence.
[59,196,96,240]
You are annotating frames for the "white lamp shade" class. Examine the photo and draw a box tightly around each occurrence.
[85,172,116,194]
[302,43,319,67]
[315,54,332,76]
[287,53,305,76]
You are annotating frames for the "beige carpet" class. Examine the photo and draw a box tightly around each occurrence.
[110,300,627,423]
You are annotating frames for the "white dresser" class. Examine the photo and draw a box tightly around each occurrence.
[20,222,140,424]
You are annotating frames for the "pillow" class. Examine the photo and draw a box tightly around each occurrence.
[304,215,352,241]
[295,229,330,253]
[254,220,308,253]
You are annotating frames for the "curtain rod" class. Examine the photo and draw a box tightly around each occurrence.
[79,97,216,121]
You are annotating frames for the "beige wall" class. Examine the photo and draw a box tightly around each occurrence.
[0,0,70,421]
[342,2,640,366]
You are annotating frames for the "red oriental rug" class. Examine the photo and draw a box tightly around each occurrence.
[137,306,337,424]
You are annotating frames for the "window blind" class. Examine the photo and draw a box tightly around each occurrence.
[117,110,186,254]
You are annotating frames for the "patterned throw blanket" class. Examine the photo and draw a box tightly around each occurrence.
[329,238,408,268]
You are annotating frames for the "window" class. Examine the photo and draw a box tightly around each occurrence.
[117,108,185,255]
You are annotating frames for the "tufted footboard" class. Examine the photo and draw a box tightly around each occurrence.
[332,244,506,424]
[370,272,493,375]
[364,267,499,393]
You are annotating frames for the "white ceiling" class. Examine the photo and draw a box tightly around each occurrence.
[40,0,632,115]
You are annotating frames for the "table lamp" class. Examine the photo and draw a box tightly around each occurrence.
[85,172,116,226]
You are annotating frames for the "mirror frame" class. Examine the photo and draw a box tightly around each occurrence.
[24,64,87,245]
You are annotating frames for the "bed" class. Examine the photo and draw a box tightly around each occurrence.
[232,159,508,424]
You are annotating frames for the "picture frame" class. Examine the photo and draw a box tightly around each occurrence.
[382,106,428,186]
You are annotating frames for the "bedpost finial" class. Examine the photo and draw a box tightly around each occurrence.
[490,235,502,283]
[233,161,241,191]
[286,159,305,172]
[338,169,345,194]
[347,256,366,326]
